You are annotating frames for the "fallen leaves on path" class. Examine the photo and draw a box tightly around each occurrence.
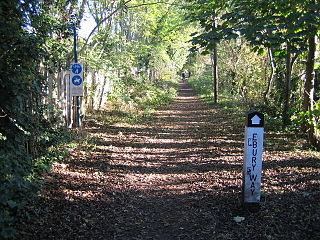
[18,82,320,240]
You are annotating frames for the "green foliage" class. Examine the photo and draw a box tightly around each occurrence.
[187,71,245,115]
[186,38,271,108]
[0,1,76,238]
[108,76,178,122]
[80,0,192,116]
[1,0,318,236]
[292,103,320,131]
[0,125,75,239]
[187,73,213,99]
[186,0,320,132]
[219,40,270,106]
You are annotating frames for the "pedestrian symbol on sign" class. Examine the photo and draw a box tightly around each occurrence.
[72,63,82,74]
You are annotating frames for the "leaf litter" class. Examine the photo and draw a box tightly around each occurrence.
[18,82,320,240]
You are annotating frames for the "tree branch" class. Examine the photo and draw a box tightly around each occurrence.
[79,0,133,54]
[78,0,88,22]
[79,0,184,54]
[125,1,184,9]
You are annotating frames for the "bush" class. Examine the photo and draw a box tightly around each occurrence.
[187,74,213,99]
[107,76,178,122]
[0,125,75,239]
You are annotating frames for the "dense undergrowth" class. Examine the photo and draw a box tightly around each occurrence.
[187,75,307,134]
[187,75,249,121]
[92,78,179,124]
[0,127,78,239]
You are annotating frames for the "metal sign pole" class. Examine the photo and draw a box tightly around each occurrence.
[73,22,81,128]
[242,110,264,208]
[73,25,78,64]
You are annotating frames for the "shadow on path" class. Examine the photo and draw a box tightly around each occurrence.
[19,82,320,240]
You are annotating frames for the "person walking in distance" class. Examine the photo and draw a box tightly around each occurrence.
[182,72,186,82]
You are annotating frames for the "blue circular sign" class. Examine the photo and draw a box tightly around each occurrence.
[72,63,82,74]
[72,75,83,86]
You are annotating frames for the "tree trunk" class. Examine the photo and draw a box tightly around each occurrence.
[303,33,320,149]
[211,15,218,104]
[263,48,276,104]
[87,68,95,112]
[211,46,218,104]
[282,42,298,127]
[98,76,108,109]
[282,41,292,127]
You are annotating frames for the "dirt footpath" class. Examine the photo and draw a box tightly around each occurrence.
[19,82,320,240]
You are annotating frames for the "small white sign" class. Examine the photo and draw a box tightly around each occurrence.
[243,126,264,202]
[70,63,84,96]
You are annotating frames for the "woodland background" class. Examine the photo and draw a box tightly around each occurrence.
[0,0,319,238]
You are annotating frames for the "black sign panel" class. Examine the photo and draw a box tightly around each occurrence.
[246,110,264,127]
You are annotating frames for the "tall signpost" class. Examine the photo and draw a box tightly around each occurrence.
[243,110,264,208]
[70,19,83,128]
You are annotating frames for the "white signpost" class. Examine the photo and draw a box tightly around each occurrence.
[70,63,84,96]
[243,111,264,205]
